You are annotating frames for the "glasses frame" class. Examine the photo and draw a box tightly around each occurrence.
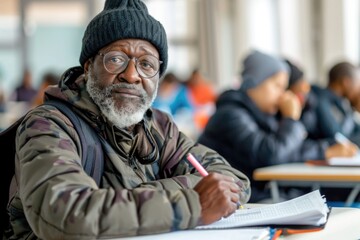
[97,51,163,78]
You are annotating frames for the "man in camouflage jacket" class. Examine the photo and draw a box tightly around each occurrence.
[6,0,250,239]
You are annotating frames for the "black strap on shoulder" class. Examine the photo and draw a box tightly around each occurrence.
[1,115,25,236]
[44,100,104,185]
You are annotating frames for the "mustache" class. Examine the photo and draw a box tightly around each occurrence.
[104,83,147,98]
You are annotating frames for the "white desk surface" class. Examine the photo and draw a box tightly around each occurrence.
[106,207,360,240]
[253,163,360,181]
[280,207,360,240]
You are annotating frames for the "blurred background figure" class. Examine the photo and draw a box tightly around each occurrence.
[152,72,196,138]
[153,72,193,116]
[31,71,59,107]
[186,69,217,131]
[286,58,357,165]
[312,61,360,145]
[10,69,37,103]
[285,59,311,108]
[285,59,319,140]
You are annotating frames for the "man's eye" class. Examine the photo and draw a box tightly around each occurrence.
[110,56,126,64]
[139,60,154,69]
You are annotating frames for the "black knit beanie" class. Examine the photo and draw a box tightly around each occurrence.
[79,0,168,76]
[285,59,304,87]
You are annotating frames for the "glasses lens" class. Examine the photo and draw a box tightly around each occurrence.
[103,51,129,74]
[136,55,161,78]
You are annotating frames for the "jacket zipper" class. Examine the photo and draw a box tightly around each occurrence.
[129,154,146,182]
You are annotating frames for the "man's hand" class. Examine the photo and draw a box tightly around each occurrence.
[194,173,241,225]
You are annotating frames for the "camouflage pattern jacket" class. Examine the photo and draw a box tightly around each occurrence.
[8,67,250,239]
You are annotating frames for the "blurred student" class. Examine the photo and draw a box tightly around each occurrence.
[312,62,360,145]
[152,72,193,117]
[31,72,59,107]
[10,69,37,102]
[286,59,357,157]
[198,50,357,202]
[186,69,217,131]
[285,60,330,139]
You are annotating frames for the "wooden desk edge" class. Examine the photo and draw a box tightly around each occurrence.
[253,173,360,181]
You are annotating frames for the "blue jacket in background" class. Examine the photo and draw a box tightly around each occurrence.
[312,86,360,145]
[198,89,328,201]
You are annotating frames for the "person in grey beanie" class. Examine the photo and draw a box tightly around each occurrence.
[199,50,356,202]
[5,0,251,239]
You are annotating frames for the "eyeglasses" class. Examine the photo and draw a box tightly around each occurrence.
[97,51,162,78]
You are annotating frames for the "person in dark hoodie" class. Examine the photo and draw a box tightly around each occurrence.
[198,50,358,202]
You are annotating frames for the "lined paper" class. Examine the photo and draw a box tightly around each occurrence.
[196,190,329,229]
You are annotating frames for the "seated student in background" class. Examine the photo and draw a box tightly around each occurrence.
[186,69,217,131]
[10,69,37,103]
[152,72,197,138]
[286,58,356,146]
[312,62,360,145]
[5,0,251,238]
[198,50,357,202]
[31,71,59,107]
[152,72,193,116]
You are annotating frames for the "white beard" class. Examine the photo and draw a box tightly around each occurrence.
[85,67,157,129]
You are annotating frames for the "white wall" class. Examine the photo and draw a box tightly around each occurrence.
[200,0,360,89]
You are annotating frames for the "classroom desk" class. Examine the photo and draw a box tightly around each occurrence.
[253,163,360,206]
[108,207,360,240]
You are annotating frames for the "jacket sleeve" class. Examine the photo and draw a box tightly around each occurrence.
[212,108,306,169]
[316,97,340,138]
[138,111,251,205]
[15,107,201,239]
[298,138,329,161]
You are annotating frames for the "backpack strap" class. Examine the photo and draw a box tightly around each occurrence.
[1,116,25,237]
[44,100,104,185]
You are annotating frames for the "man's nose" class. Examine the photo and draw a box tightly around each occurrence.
[119,59,141,84]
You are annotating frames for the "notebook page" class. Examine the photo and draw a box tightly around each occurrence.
[328,152,360,166]
[196,190,329,229]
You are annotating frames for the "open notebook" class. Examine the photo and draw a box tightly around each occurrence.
[196,190,329,230]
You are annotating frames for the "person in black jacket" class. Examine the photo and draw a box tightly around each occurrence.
[285,59,319,140]
[198,50,358,202]
[312,62,360,146]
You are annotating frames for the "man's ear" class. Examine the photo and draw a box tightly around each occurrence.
[84,59,92,74]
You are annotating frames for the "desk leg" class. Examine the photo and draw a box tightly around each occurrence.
[269,181,280,203]
[345,184,360,207]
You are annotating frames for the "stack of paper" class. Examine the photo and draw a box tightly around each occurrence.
[196,190,329,230]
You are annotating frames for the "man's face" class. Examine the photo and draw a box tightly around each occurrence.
[84,39,160,129]
[344,70,360,104]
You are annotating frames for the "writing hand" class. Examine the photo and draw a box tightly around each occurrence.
[194,173,241,225]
